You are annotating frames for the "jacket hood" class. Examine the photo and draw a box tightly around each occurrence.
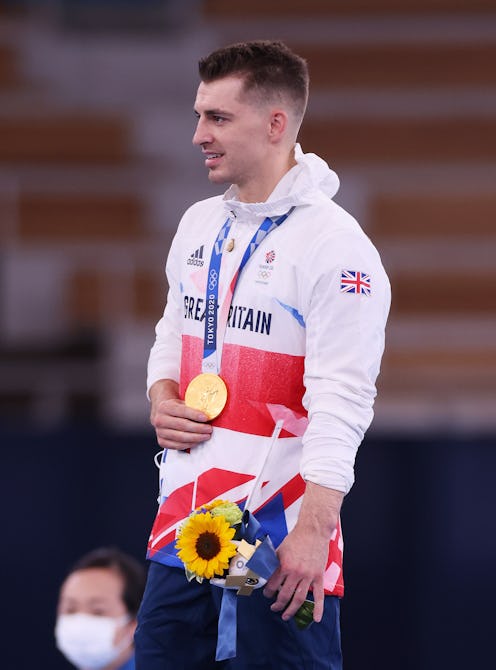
[223,144,340,220]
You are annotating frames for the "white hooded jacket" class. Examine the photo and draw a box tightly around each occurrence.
[146,145,390,594]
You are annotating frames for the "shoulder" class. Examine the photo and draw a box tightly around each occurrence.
[289,197,378,260]
[286,199,390,291]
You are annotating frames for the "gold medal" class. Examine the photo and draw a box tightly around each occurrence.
[184,373,228,420]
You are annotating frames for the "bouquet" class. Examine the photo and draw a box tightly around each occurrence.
[175,499,245,583]
[175,499,315,659]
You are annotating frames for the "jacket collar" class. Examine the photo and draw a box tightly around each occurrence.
[222,144,340,222]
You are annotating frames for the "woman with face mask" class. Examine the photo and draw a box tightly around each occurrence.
[55,547,146,670]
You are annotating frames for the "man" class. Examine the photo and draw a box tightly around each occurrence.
[55,547,146,670]
[135,40,390,669]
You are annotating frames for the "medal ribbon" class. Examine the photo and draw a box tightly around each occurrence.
[216,514,281,661]
[202,207,294,374]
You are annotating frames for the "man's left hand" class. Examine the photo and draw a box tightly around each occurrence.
[262,482,344,623]
[263,525,328,622]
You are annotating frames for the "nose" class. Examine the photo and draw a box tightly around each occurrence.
[192,116,212,146]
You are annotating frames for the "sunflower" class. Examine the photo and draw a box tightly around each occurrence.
[175,511,237,580]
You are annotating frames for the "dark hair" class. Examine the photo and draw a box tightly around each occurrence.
[198,40,309,122]
[68,547,146,617]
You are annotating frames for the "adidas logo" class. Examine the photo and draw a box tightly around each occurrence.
[187,245,205,267]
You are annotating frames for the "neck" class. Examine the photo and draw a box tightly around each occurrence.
[237,147,297,203]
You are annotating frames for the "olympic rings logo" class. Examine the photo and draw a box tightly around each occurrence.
[258,270,271,280]
[208,269,218,290]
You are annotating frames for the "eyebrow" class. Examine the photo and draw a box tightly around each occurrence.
[194,108,234,119]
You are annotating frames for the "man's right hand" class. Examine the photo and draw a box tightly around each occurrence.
[149,379,213,450]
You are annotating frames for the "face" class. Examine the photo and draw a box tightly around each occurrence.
[192,75,275,201]
[57,567,133,646]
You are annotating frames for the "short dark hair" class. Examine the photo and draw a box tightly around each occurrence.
[198,40,309,122]
[68,547,146,617]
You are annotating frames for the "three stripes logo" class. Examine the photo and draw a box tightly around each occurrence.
[187,245,205,267]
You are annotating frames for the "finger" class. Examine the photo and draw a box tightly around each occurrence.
[153,412,211,429]
[181,407,211,423]
[273,582,308,621]
[158,399,210,424]
[156,429,211,449]
[269,578,300,613]
[280,584,309,621]
[156,436,202,451]
[263,568,284,599]
[311,584,324,623]
[155,415,213,435]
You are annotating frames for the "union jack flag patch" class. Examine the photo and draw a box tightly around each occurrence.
[340,269,371,296]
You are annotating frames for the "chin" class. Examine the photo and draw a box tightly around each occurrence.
[208,170,229,185]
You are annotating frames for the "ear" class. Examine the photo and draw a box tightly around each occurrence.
[127,618,138,635]
[268,110,289,143]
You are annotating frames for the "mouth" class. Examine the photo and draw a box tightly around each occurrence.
[203,152,223,168]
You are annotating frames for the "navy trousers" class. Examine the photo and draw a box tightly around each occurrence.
[135,561,342,670]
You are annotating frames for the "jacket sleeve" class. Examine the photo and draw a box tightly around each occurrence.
[300,229,391,494]
[146,229,183,395]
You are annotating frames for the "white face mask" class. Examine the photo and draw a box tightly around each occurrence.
[55,612,131,670]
